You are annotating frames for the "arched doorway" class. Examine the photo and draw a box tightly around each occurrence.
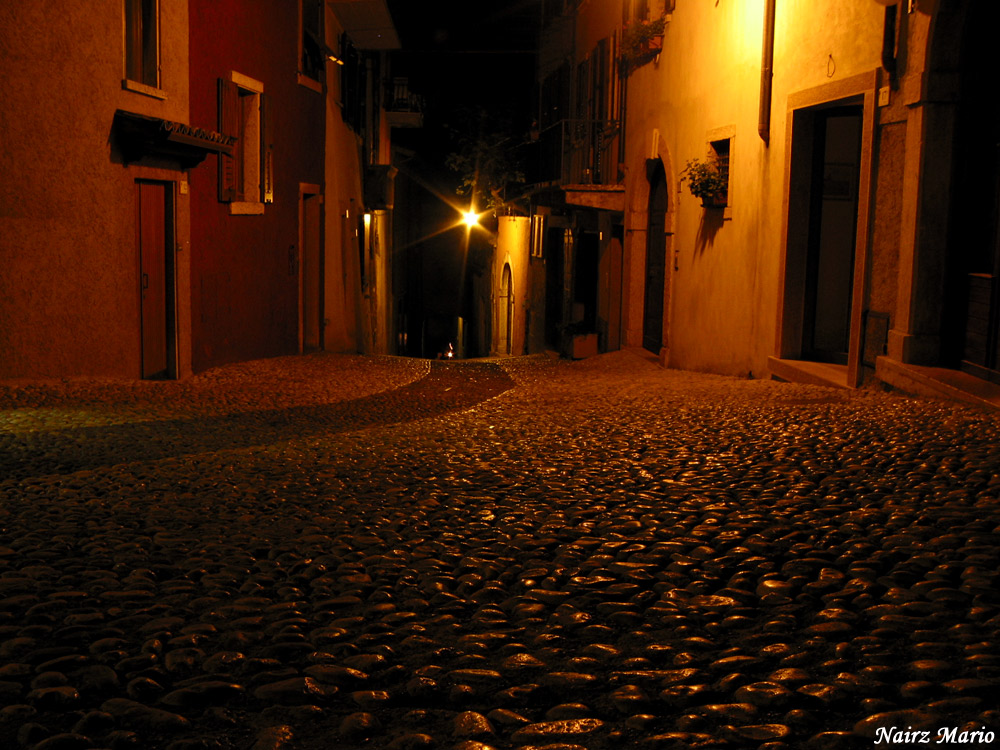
[945,0,1000,381]
[643,160,668,354]
[499,263,513,355]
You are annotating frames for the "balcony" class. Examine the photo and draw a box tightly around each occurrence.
[525,119,624,211]
[386,77,424,128]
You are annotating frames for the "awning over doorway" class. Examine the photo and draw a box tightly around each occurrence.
[113,110,235,168]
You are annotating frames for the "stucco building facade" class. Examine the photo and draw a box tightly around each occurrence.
[529,0,999,404]
[1,2,198,379]
[0,1,401,380]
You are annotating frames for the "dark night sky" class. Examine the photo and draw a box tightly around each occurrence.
[384,2,542,353]
[386,0,541,167]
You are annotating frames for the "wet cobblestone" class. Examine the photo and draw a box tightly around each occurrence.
[1,351,998,749]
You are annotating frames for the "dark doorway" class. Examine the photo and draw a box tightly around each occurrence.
[801,106,863,364]
[948,0,1000,381]
[575,232,599,330]
[643,161,667,354]
[137,180,174,379]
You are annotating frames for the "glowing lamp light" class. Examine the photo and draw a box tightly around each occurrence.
[462,210,480,229]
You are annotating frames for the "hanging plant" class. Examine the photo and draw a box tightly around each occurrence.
[681,157,729,207]
[621,17,666,74]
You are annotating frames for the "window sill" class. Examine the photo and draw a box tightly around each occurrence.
[229,201,265,215]
[297,73,323,93]
[122,79,167,100]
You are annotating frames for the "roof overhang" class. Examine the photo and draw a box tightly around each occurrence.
[563,184,625,212]
[113,110,235,168]
[328,0,400,50]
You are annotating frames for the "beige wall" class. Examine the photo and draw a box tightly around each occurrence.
[0,1,192,379]
[623,1,885,378]
[494,217,531,356]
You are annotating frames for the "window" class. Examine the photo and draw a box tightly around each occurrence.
[300,0,325,85]
[124,0,160,91]
[530,215,546,259]
[631,0,673,21]
[340,36,364,133]
[218,72,273,213]
[710,137,731,206]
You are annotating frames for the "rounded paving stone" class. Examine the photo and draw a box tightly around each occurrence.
[510,718,605,744]
[252,677,335,705]
[735,679,796,707]
[339,712,380,741]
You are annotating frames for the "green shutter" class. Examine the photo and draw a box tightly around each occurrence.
[260,92,274,204]
[218,78,240,202]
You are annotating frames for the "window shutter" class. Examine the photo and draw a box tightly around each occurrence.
[218,78,240,202]
[260,92,274,204]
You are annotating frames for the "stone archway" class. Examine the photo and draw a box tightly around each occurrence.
[499,263,513,355]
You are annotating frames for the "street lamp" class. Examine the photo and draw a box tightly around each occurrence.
[462,209,480,229]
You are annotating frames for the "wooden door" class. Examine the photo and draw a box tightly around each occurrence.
[137,181,169,378]
[605,233,623,351]
[643,164,667,354]
[301,192,323,351]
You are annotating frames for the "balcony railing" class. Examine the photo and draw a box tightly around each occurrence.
[524,118,622,187]
[386,77,424,128]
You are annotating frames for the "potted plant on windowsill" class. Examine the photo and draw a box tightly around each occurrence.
[621,17,666,74]
[681,157,728,208]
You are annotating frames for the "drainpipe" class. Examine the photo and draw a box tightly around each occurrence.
[881,3,898,77]
[758,0,776,144]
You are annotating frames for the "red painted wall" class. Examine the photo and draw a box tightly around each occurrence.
[188,0,325,372]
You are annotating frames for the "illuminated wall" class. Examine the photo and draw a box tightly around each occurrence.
[493,217,532,356]
[0,2,192,379]
[622,0,888,379]
[188,0,325,372]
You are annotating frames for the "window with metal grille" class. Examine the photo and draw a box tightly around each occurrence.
[710,137,731,205]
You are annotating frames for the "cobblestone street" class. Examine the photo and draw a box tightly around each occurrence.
[1,351,998,750]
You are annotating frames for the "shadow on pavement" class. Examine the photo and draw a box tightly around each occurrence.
[1,361,514,480]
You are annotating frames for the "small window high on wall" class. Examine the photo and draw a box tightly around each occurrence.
[124,0,159,88]
[301,0,324,84]
[710,137,731,205]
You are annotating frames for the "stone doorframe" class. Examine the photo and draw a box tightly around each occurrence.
[886,2,971,368]
[775,70,879,388]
